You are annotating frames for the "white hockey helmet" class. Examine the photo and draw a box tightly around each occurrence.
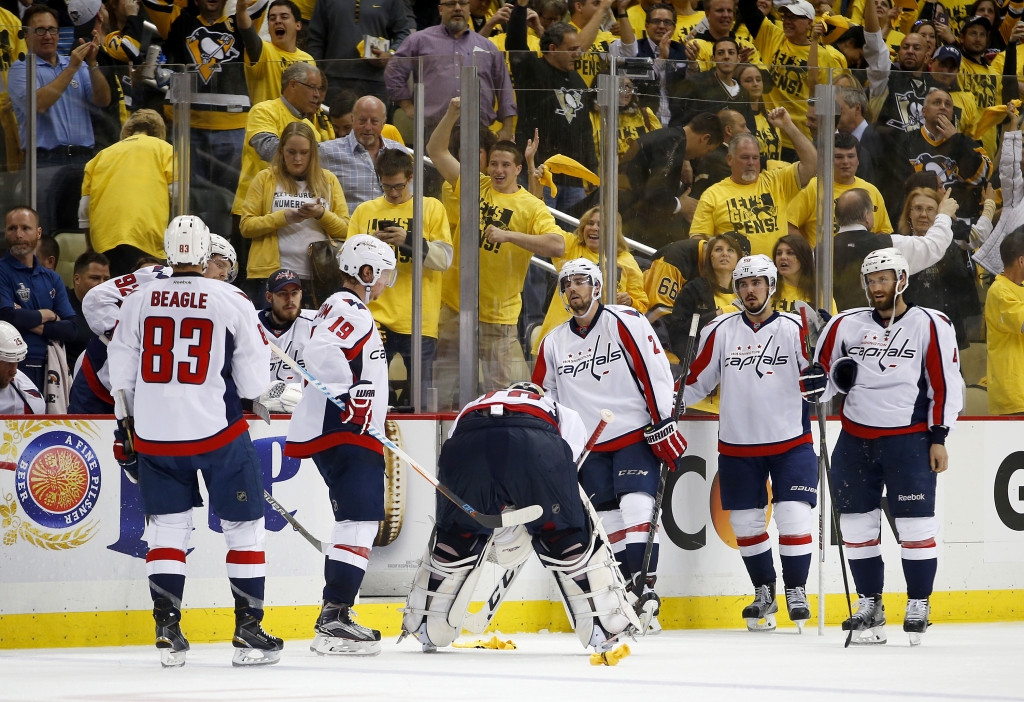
[164,215,211,267]
[0,321,27,363]
[860,247,909,300]
[558,258,603,317]
[206,233,238,283]
[507,381,544,396]
[338,235,397,301]
[732,254,777,315]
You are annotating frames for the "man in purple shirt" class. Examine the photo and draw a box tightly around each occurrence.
[384,0,516,138]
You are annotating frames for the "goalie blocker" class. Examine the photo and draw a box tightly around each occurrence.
[400,387,641,653]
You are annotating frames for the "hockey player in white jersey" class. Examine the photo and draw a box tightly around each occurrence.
[683,255,820,632]
[69,263,173,413]
[533,259,686,622]
[204,233,239,283]
[285,235,396,656]
[812,248,963,645]
[108,216,284,668]
[257,269,312,413]
[401,384,641,655]
[0,322,44,414]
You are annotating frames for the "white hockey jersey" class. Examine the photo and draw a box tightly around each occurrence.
[108,273,270,455]
[259,308,315,383]
[0,371,45,414]
[814,304,963,438]
[450,388,589,461]
[684,311,812,456]
[285,289,389,458]
[532,304,675,450]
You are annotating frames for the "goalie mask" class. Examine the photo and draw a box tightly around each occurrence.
[558,259,603,319]
[732,254,777,316]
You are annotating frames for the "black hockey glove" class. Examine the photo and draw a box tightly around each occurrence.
[113,416,139,484]
[831,357,858,394]
[339,380,375,434]
[799,363,827,401]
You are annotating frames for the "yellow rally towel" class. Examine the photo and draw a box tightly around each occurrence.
[590,643,631,666]
[973,100,1022,139]
[819,12,851,44]
[537,155,600,198]
[452,635,518,650]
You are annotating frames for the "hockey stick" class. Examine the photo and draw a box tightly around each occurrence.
[800,308,855,646]
[633,313,700,624]
[266,341,543,529]
[263,490,330,554]
[462,409,616,635]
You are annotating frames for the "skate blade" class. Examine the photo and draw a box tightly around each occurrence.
[647,615,663,636]
[421,642,438,653]
[745,613,777,632]
[638,601,659,637]
[311,634,381,656]
[158,649,187,668]
[231,648,281,667]
[908,632,923,646]
[794,619,805,634]
[850,626,887,645]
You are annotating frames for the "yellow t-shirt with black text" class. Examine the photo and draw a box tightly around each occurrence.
[787,177,892,246]
[441,175,559,325]
[690,162,803,256]
[245,42,315,106]
[693,25,762,71]
[985,274,1024,414]
[349,196,452,338]
[754,111,781,162]
[570,22,616,87]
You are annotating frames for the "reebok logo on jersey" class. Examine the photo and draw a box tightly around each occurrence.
[898,493,926,501]
[556,335,622,380]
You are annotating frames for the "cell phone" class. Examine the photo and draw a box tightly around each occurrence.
[934,12,949,27]
[378,219,398,229]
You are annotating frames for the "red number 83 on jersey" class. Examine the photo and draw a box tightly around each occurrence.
[140,316,214,384]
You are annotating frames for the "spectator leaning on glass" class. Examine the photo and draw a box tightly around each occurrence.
[0,206,78,393]
[240,121,350,301]
[320,96,408,213]
[307,0,411,106]
[385,0,517,140]
[348,149,453,405]
[78,109,173,277]
[985,229,1024,416]
[7,5,112,236]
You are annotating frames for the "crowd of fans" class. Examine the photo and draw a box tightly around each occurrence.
[2,0,1024,414]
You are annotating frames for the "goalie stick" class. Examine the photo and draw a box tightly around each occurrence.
[462,409,616,635]
[266,340,543,529]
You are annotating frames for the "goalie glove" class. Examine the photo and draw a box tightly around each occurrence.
[798,363,827,401]
[113,416,139,484]
[339,380,375,434]
[645,418,687,467]
[831,357,858,394]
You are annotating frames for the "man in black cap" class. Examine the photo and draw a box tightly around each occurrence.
[259,268,316,386]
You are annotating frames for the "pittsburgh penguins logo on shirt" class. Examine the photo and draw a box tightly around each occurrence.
[554,87,585,124]
[479,201,514,252]
[911,152,960,188]
[725,194,781,235]
[186,26,240,84]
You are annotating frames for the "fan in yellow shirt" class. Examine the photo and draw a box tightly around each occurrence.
[232,62,333,217]
[770,234,836,314]
[786,133,892,246]
[531,207,648,354]
[427,98,566,407]
[589,79,661,167]
[690,109,817,256]
[244,0,315,105]
[569,0,637,88]
[985,233,1024,415]
[80,110,174,269]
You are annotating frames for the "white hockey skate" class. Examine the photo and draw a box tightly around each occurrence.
[231,613,283,667]
[743,583,778,632]
[785,586,811,633]
[842,594,887,645]
[312,602,382,656]
[154,601,189,668]
[904,598,930,646]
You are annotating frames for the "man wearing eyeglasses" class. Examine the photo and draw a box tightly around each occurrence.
[385,0,516,140]
[233,62,334,260]
[7,5,111,235]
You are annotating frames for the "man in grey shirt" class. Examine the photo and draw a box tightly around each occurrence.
[308,0,412,106]
[319,96,410,212]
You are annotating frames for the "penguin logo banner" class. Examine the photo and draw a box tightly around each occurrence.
[185,26,240,84]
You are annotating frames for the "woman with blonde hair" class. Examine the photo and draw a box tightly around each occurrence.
[531,206,648,355]
[240,121,349,301]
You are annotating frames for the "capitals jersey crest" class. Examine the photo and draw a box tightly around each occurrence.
[186,26,240,83]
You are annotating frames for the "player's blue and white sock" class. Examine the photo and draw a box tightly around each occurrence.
[737,532,777,587]
[324,520,377,605]
[842,511,884,594]
[146,548,186,608]
[901,538,937,600]
[226,549,266,616]
[619,494,659,586]
[598,509,631,583]
[779,534,813,588]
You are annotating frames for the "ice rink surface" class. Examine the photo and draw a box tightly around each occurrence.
[1,623,1021,702]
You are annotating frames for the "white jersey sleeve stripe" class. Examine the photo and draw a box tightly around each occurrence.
[615,316,661,423]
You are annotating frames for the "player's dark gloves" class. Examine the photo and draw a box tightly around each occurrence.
[799,363,828,401]
[645,418,687,467]
[113,417,138,484]
[831,357,858,394]
[339,380,375,434]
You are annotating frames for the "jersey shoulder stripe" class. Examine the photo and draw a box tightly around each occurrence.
[606,307,661,422]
